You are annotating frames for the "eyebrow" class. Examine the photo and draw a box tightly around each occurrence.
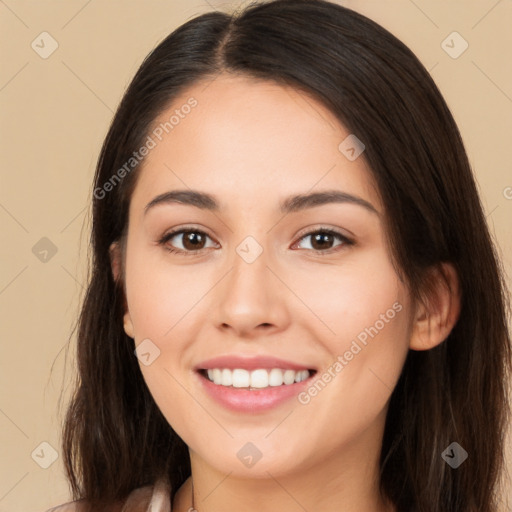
[144,189,379,216]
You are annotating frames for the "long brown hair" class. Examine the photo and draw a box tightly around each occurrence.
[62,1,512,510]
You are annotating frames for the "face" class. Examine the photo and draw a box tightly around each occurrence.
[117,73,413,480]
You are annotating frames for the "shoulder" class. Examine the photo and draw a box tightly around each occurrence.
[45,477,172,512]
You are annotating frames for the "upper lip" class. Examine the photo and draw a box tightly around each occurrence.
[195,355,316,372]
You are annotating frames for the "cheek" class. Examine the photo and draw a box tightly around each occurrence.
[289,248,411,420]
[288,245,408,347]
[124,241,207,339]
[299,308,409,456]
[123,242,203,436]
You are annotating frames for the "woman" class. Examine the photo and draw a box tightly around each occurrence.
[47,0,512,511]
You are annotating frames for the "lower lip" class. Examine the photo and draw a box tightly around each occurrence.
[195,371,315,413]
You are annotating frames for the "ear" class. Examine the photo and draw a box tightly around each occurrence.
[409,262,461,351]
[109,241,134,339]
[109,241,123,283]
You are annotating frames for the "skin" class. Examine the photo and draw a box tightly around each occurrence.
[111,73,460,512]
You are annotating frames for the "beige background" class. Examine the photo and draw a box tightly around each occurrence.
[0,1,511,511]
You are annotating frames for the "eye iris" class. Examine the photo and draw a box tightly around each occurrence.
[171,230,340,252]
[311,232,334,250]
[183,231,205,250]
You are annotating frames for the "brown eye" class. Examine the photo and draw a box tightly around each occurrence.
[180,231,207,251]
[158,227,353,256]
[294,228,353,254]
[158,229,216,254]
[309,232,336,251]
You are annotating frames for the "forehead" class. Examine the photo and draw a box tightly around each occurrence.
[130,73,381,215]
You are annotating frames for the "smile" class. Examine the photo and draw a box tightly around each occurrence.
[195,367,318,413]
[200,368,314,389]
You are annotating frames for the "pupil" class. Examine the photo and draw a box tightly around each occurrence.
[313,233,332,250]
[185,232,203,249]
[180,231,334,251]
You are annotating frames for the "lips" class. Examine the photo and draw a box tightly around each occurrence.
[192,354,318,412]
[194,354,317,372]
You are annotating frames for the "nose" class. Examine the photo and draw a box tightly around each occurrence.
[213,244,290,339]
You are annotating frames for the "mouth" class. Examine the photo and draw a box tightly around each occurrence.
[196,367,318,390]
[193,354,319,411]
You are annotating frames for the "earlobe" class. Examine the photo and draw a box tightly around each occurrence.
[123,311,135,339]
[409,262,461,351]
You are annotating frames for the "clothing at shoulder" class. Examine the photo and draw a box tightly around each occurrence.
[45,477,172,512]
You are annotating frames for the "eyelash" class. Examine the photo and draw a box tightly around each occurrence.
[157,226,354,256]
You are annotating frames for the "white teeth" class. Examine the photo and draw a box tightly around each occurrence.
[232,369,250,388]
[213,368,222,385]
[283,369,296,385]
[221,368,232,386]
[297,370,310,383]
[250,369,268,388]
[268,368,283,386]
[203,368,311,388]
